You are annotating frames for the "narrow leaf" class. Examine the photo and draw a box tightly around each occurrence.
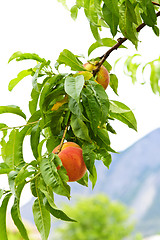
[30,123,41,159]
[102,3,119,36]
[0,105,26,119]
[40,155,70,198]
[8,51,46,63]
[8,69,32,91]
[0,163,12,174]
[110,100,137,131]
[11,183,29,240]
[109,74,118,95]
[33,189,51,240]
[0,193,12,240]
[88,37,126,56]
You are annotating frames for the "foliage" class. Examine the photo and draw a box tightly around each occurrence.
[53,194,134,240]
[64,0,160,48]
[0,0,159,239]
[115,54,160,95]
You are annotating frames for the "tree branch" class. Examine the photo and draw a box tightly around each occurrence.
[93,8,160,77]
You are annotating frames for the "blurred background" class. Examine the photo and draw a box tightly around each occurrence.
[0,0,160,239]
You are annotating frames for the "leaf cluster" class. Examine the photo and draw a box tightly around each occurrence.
[66,0,160,48]
[117,54,160,95]
[0,50,137,239]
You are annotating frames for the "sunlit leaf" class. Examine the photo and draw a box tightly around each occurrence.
[109,74,118,95]
[33,187,51,240]
[0,105,26,119]
[8,69,32,91]
[88,38,126,56]
[8,51,46,63]
[64,75,84,103]
[109,100,137,131]
[11,182,29,240]
[0,193,12,240]
[56,49,85,71]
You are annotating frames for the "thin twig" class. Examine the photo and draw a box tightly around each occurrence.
[93,8,160,76]
[55,113,71,154]
[26,172,40,184]
[0,120,40,131]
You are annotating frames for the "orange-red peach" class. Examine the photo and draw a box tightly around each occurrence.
[83,62,110,89]
[53,142,87,182]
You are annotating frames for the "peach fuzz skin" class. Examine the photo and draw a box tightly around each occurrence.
[53,142,87,182]
[83,63,110,90]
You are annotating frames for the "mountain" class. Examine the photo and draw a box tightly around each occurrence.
[21,128,160,237]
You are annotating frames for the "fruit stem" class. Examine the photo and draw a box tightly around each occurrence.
[56,113,71,154]
[92,7,160,77]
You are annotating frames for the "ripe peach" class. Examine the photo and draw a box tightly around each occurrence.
[83,62,110,89]
[53,142,87,182]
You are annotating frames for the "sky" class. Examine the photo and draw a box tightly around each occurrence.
[0,0,160,204]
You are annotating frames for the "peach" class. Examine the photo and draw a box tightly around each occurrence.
[83,62,110,89]
[53,142,87,182]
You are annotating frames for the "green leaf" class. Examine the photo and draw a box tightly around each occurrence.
[38,139,47,161]
[4,129,19,168]
[90,83,109,125]
[98,149,112,168]
[119,1,138,46]
[68,97,84,120]
[125,0,138,25]
[0,163,12,174]
[46,136,60,153]
[33,188,51,240]
[0,105,26,119]
[4,126,31,168]
[41,85,65,112]
[15,167,34,186]
[90,22,101,43]
[109,74,118,95]
[29,87,40,115]
[56,49,85,71]
[64,75,84,103]
[40,155,70,198]
[89,165,97,189]
[0,193,12,240]
[77,171,88,187]
[39,74,65,111]
[97,128,110,146]
[70,114,91,142]
[124,54,141,83]
[102,2,119,36]
[30,123,41,159]
[109,100,137,131]
[8,69,32,91]
[82,86,101,133]
[8,51,46,63]
[44,198,76,222]
[88,38,126,56]
[140,0,157,27]
[82,142,96,175]
[152,25,160,36]
[57,0,68,9]
[71,5,79,20]
[103,0,119,17]
[149,62,160,95]
[11,182,29,240]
